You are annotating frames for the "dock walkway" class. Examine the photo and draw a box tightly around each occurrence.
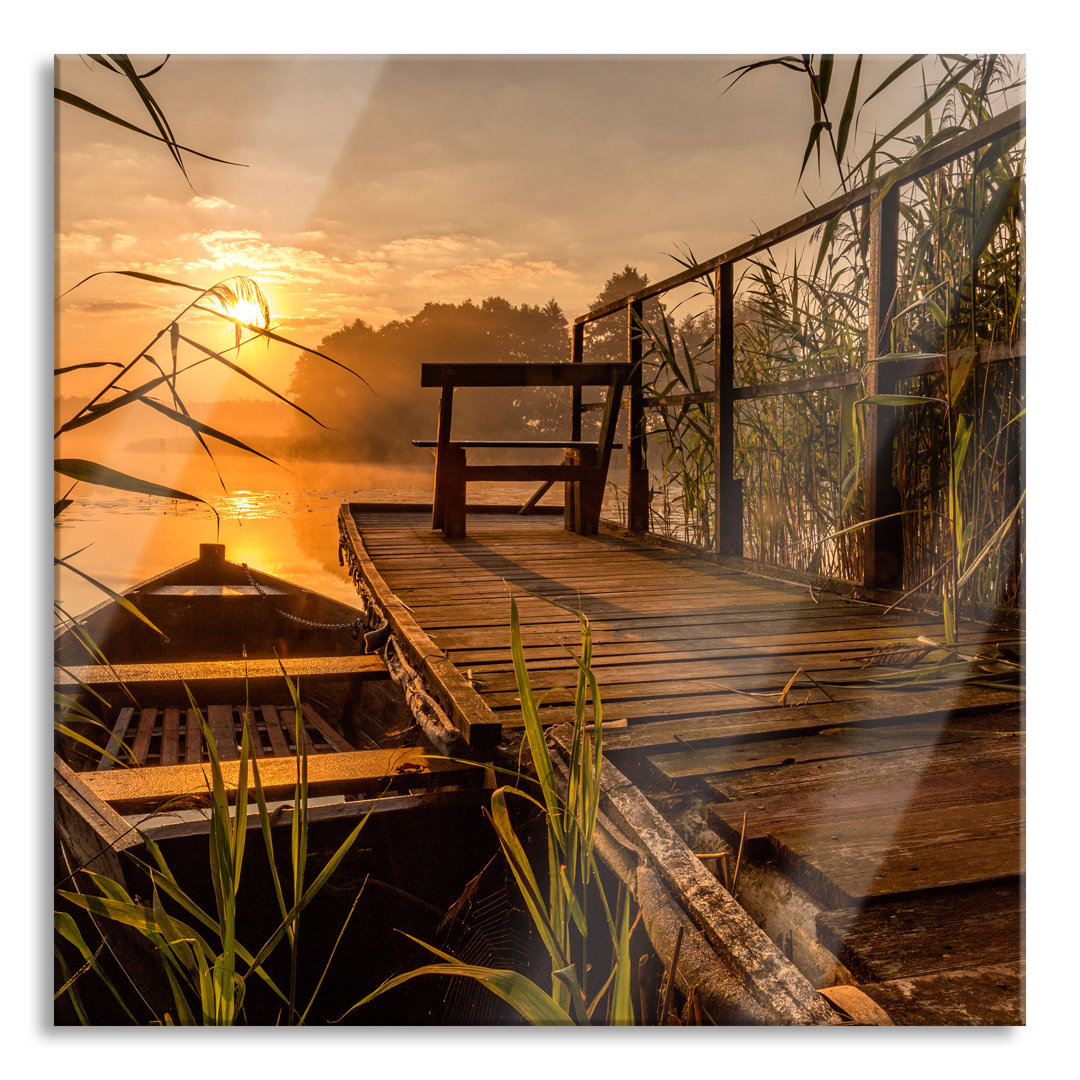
[338,503,1024,1025]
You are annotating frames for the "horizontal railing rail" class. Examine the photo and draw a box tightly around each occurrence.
[567,104,1026,591]
[580,340,1025,412]
[573,105,1025,331]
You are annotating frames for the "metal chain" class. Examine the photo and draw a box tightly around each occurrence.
[242,563,364,634]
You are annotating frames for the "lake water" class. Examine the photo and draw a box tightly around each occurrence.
[53,454,579,618]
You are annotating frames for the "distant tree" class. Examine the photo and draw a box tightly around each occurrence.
[288,297,571,463]
[582,265,669,369]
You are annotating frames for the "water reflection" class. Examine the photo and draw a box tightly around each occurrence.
[54,456,437,618]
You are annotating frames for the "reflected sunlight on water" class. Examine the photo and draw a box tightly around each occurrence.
[54,456,437,617]
[53,453,580,618]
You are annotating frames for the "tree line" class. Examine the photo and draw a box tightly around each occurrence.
[286,267,655,465]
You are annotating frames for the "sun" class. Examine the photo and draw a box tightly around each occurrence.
[227,298,266,327]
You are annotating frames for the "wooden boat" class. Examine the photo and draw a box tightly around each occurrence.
[54,543,504,1023]
[54,542,485,886]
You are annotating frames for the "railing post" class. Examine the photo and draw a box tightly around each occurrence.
[714,262,743,556]
[570,320,584,441]
[626,299,649,532]
[861,182,904,589]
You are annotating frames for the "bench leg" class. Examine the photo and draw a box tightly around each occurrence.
[432,455,446,530]
[563,449,578,531]
[442,445,467,537]
[566,446,603,535]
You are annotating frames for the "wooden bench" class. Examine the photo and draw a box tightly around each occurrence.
[418,361,631,537]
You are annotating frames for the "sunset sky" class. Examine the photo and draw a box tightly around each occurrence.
[54,52,1014,406]
[18,6,1074,1067]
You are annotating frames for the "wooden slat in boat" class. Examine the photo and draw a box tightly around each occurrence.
[260,704,292,758]
[57,654,388,689]
[97,706,135,770]
[207,704,240,761]
[131,707,158,765]
[184,709,202,764]
[80,748,477,814]
[160,707,181,767]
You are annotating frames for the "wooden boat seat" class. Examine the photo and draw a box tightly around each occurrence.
[80,744,476,814]
[56,655,389,711]
[93,701,356,771]
[58,655,388,691]
[418,361,631,537]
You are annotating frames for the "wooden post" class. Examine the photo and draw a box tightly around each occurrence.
[714,262,743,556]
[627,299,649,532]
[861,183,904,589]
[570,320,584,442]
[432,385,454,530]
[442,445,466,538]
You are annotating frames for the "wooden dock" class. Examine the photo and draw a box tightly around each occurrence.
[338,503,1024,1025]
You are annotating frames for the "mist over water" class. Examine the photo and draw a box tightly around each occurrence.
[54,456,436,618]
[53,452,574,618]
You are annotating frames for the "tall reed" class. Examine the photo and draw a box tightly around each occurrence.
[632,56,1024,627]
[341,597,636,1025]
[55,675,372,1025]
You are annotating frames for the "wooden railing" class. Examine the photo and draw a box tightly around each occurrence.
[569,104,1025,593]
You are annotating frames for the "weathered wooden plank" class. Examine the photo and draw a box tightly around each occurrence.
[420,361,631,388]
[58,654,388,689]
[853,962,1022,1026]
[466,646,1015,700]
[260,704,292,758]
[80,748,476,814]
[131,707,158,765]
[647,725,984,785]
[604,683,1020,754]
[708,760,1022,846]
[463,464,585,483]
[160,707,181,767]
[816,881,1023,982]
[414,439,618,449]
[709,735,1022,803]
[447,620,1004,666]
[206,704,239,761]
[97,706,135,770]
[183,709,202,764]
[300,702,355,753]
[769,798,1023,906]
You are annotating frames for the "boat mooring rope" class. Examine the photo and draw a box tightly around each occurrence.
[337,527,468,756]
[242,562,365,637]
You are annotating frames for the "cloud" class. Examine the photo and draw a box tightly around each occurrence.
[190,195,236,211]
[69,301,159,316]
[412,256,574,288]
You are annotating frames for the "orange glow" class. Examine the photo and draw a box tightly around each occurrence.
[227,298,266,328]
